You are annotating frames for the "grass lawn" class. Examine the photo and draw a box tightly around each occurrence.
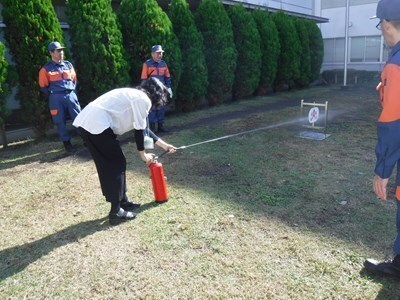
[1,84,400,299]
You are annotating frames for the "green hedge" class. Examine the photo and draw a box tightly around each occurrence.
[118,0,182,95]
[252,9,280,95]
[3,2,325,134]
[227,5,261,100]
[0,42,9,147]
[66,0,130,104]
[306,20,324,82]
[168,0,208,112]
[2,0,64,137]
[271,12,301,90]
[295,18,311,87]
[195,0,237,106]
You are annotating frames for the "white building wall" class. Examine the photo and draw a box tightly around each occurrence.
[314,0,322,16]
[268,0,313,14]
[317,0,386,72]
[320,3,378,38]
[224,0,314,15]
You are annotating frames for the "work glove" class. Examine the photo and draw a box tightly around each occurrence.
[167,88,173,98]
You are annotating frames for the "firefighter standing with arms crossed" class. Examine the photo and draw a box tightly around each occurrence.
[141,45,172,133]
[39,41,81,152]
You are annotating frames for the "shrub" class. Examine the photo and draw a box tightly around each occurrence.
[295,18,311,87]
[305,20,324,81]
[66,0,130,104]
[271,11,301,90]
[0,42,9,147]
[195,0,237,106]
[168,0,208,112]
[252,9,280,95]
[2,0,64,137]
[227,5,261,100]
[118,0,182,97]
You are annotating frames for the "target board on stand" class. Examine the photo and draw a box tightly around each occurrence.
[297,100,331,141]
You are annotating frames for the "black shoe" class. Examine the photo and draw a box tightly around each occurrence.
[63,141,74,152]
[364,258,400,278]
[120,200,141,211]
[109,208,137,225]
[393,254,400,268]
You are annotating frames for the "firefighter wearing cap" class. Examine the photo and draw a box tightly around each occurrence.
[141,45,172,133]
[39,41,81,152]
[364,0,400,276]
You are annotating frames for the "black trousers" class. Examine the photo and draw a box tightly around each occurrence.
[78,127,128,212]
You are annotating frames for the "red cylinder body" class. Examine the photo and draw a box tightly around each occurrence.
[149,161,168,202]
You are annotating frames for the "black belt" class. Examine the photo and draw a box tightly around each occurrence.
[50,90,73,94]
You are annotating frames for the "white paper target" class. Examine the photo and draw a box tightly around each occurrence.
[308,107,319,124]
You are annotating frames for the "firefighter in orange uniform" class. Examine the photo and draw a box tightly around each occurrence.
[141,45,172,133]
[364,0,400,277]
[39,41,81,152]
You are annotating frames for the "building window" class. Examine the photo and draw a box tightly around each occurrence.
[350,36,380,62]
[52,0,67,23]
[323,38,345,63]
[350,37,364,62]
[365,36,381,62]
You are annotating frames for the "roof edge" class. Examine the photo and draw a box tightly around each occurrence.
[220,0,329,23]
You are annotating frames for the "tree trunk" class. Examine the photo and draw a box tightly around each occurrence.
[0,123,8,148]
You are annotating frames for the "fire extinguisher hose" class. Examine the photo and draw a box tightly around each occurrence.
[154,118,304,160]
[154,150,169,160]
[174,119,300,151]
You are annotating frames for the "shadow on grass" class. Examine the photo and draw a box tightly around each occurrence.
[0,201,162,283]
[0,144,92,171]
[360,269,400,299]
[136,201,166,212]
[0,135,136,170]
[0,217,108,282]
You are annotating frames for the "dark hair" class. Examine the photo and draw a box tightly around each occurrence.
[390,20,400,30]
[138,77,168,107]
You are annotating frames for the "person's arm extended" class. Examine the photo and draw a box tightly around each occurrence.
[146,128,175,152]
[155,138,176,152]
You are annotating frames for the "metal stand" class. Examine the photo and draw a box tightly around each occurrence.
[297,100,331,141]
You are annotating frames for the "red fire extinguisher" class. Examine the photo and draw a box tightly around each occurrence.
[149,152,169,203]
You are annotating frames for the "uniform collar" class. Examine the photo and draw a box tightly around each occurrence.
[389,41,400,59]
[51,59,65,66]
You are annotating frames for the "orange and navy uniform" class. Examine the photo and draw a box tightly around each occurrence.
[38,60,81,142]
[375,41,400,200]
[141,58,171,125]
[141,59,171,88]
[38,60,77,97]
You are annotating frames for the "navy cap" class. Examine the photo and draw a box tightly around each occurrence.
[151,45,164,53]
[47,41,65,52]
[371,0,400,20]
